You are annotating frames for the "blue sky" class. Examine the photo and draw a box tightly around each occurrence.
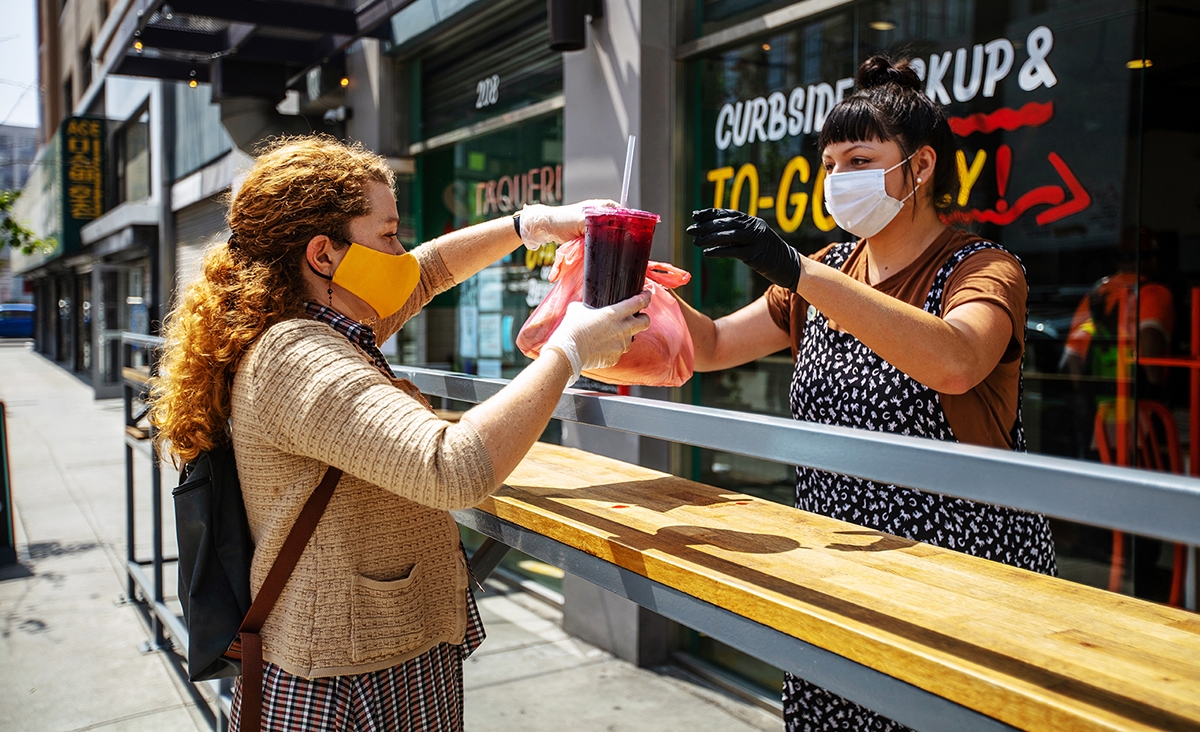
[0,0,40,129]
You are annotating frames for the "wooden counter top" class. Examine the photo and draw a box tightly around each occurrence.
[479,442,1200,731]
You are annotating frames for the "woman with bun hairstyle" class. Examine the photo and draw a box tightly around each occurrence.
[679,56,1055,729]
[151,135,649,731]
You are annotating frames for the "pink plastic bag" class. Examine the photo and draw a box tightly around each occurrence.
[516,238,695,387]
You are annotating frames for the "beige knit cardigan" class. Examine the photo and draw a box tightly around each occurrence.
[230,244,495,678]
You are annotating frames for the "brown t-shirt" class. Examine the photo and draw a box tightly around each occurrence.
[764,228,1026,450]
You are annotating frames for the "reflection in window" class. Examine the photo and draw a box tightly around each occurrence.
[116,110,150,203]
[172,81,233,180]
[685,0,1197,614]
[417,114,564,379]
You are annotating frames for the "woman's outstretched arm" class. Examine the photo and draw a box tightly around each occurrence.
[674,293,791,372]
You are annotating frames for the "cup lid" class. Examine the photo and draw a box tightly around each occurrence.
[583,205,661,223]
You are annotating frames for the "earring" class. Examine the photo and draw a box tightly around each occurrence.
[916,177,923,184]
[328,284,334,307]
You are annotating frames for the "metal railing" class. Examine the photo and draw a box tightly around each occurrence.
[395,366,1200,550]
[120,332,233,731]
[120,332,1199,731]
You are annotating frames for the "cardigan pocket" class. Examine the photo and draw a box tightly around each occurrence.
[350,564,425,662]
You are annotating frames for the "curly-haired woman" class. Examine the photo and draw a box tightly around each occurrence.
[151,135,649,731]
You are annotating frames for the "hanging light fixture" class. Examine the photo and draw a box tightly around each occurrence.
[548,0,605,52]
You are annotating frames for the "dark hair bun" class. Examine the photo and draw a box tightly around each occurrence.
[856,55,922,92]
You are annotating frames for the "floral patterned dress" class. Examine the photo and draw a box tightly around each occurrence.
[782,241,1056,731]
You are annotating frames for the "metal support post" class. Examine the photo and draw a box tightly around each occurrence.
[124,383,136,602]
[1188,545,1197,612]
[469,537,512,584]
[147,429,168,651]
[217,677,233,732]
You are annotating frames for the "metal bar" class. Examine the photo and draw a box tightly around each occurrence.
[124,384,137,601]
[118,335,1200,546]
[468,537,511,584]
[217,678,234,732]
[1188,545,1197,612]
[1191,288,1199,481]
[401,367,1200,547]
[121,332,166,349]
[150,431,166,648]
[407,95,566,155]
[127,560,185,647]
[452,508,1016,732]
[129,558,233,731]
[125,433,154,457]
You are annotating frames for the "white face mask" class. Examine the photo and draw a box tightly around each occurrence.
[822,154,919,239]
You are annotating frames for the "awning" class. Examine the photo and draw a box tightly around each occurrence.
[99,0,413,101]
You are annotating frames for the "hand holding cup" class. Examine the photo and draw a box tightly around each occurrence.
[544,290,652,387]
[519,199,620,250]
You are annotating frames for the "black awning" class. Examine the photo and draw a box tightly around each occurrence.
[103,0,412,100]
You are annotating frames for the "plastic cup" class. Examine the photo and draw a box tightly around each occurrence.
[582,206,660,308]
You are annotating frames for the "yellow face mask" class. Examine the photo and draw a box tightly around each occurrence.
[313,242,421,319]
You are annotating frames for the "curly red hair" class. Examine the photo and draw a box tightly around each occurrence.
[150,135,394,465]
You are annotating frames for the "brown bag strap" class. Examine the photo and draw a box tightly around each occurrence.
[235,466,342,732]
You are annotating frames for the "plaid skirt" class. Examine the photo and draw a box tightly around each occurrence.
[231,592,485,731]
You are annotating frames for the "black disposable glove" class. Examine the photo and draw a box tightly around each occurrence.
[687,208,802,291]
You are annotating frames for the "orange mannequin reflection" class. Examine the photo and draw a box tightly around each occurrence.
[1061,230,1174,396]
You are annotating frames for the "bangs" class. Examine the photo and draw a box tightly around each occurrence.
[818,95,902,152]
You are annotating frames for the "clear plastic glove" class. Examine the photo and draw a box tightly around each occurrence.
[519,199,619,250]
[543,291,652,387]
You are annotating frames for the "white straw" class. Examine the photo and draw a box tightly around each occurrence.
[619,135,636,208]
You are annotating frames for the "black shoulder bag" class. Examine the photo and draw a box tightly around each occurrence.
[173,444,341,732]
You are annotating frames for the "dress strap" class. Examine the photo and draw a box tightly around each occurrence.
[820,241,859,270]
[921,237,1029,452]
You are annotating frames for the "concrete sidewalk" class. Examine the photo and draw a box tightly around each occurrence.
[0,341,778,732]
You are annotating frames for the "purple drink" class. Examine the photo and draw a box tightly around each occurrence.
[582,206,660,308]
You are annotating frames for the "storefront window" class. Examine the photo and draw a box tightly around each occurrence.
[683,0,1197,685]
[416,113,563,378]
[398,4,567,593]
[115,109,150,204]
[415,111,566,590]
[685,0,812,40]
[415,3,560,140]
[171,81,233,181]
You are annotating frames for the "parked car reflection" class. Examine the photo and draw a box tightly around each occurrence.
[0,303,34,338]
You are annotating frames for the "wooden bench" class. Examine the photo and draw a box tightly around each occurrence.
[462,441,1200,731]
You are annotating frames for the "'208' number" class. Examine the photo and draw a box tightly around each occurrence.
[475,75,500,109]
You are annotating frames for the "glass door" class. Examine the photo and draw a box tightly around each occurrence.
[91,265,132,399]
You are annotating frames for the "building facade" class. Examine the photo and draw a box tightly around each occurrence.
[1,123,39,304]
[0,124,38,192]
[11,0,1199,705]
